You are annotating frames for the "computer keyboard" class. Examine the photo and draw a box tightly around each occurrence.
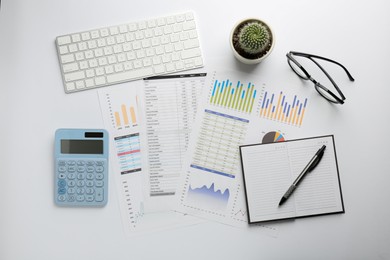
[55,12,204,93]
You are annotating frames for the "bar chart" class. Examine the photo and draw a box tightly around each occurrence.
[99,87,139,131]
[114,104,137,129]
[210,78,258,113]
[259,91,308,127]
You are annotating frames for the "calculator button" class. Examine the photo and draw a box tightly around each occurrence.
[86,173,94,180]
[77,180,85,187]
[58,166,67,172]
[86,180,94,187]
[86,161,95,166]
[68,180,76,187]
[67,173,76,179]
[95,161,104,166]
[67,166,76,172]
[95,188,104,202]
[77,166,86,172]
[67,160,76,166]
[96,174,104,180]
[58,195,66,201]
[86,166,95,173]
[77,160,85,166]
[86,188,94,195]
[77,188,85,194]
[67,187,76,194]
[58,160,66,166]
[58,179,67,188]
[77,173,85,180]
[95,166,104,173]
[67,195,76,202]
[77,195,85,202]
[58,187,66,195]
[95,180,104,187]
[86,195,94,202]
[58,173,66,179]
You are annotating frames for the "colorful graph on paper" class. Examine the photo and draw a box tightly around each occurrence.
[210,78,258,113]
[262,131,285,143]
[259,91,308,127]
[114,104,138,129]
[114,133,142,175]
[187,183,230,211]
[101,90,139,130]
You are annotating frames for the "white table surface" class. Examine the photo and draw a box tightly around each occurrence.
[1,0,390,259]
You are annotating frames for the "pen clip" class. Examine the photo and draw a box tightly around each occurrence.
[308,149,325,172]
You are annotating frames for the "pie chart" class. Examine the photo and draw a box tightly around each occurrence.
[262,131,285,144]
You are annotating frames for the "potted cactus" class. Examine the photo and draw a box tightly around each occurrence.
[230,18,275,64]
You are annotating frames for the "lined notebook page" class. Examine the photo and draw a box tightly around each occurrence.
[240,135,344,223]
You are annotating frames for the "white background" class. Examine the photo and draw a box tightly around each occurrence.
[1,0,390,259]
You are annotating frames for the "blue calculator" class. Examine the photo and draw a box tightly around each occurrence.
[55,129,109,207]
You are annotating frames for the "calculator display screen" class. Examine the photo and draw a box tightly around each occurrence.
[61,140,103,154]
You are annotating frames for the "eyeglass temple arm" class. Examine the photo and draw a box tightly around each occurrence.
[290,52,355,81]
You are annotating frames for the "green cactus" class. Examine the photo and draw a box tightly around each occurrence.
[238,22,270,54]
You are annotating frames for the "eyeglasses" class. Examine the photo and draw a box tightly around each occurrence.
[286,51,355,104]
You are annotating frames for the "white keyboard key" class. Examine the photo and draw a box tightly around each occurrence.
[105,65,114,74]
[166,63,175,72]
[194,57,203,66]
[114,64,124,72]
[81,32,91,41]
[175,61,184,70]
[85,79,95,88]
[154,65,165,74]
[128,23,137,32]
[148,19,157,28]
[100,28,109,37]
[183,39,199,49]
[181,48,201,59]
[166,16,175,24]
[185,12,194,20]
[183,21,196,31]
[107,67,153,83]
[63,62,79,73]
[66,82,75,91]
[86,69,95,78]
[57,36,71,45]
[119,25,128,33]
[59,46,68,55]
[109,26,119,35]
[61,54,75,64]
[95,76,106,85]
[65,71,85,82]
[75,52,85,61]
[72,34,81,42]
[138,21,147,30]
[91,30,100,39]
[175,14,185,22]
[80,61,88,70]
[123,62,132,70]
[75,80,85,89]
[157,17,165,26]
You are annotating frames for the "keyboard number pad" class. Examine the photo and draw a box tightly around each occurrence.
[56,159,106,206]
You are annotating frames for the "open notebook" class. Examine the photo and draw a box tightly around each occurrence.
[239,135,344,224]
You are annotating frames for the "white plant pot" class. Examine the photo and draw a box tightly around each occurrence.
[230,18,275,64]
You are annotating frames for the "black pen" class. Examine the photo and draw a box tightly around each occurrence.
[278,145,326,206]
